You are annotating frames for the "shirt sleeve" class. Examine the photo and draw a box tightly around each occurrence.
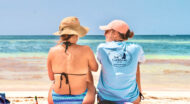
[138,46,146,63]
[96,45,102,63]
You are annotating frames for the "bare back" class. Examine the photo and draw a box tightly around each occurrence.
[48,44,97,95]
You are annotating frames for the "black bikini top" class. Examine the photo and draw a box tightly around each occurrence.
[54,72,86,95]
[62,41,73,53]
[54,42,86,95]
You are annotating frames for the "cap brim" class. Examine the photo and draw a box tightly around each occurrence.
[99,25,111,30]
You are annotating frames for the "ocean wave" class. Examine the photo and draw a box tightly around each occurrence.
[1,39,190,44]
[0,53,189,60]
[127,40,190,44]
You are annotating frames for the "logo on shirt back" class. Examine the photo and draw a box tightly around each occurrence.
[108,50,133,68]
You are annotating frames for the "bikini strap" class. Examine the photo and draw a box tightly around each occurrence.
[62,41,72,53]
[58,72,71,94]
[55,72,86,95]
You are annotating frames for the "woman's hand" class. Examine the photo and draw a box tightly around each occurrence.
[136,63,142,92]
[83,71,96,104]
[82,88,95,104]
[48,85,54,104]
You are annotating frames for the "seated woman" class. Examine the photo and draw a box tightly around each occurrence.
[47,16,98,104]
[97,20,146,104]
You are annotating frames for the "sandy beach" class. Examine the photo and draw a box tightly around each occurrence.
[2,91,190,104]
[0,56,190,103]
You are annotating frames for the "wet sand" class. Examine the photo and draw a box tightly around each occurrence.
[0,56,190,103]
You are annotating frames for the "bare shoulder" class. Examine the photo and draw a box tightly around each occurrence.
[49,45,62,53]
[77,45,93,57]
[81,45,90,49]
[80,45,93,53]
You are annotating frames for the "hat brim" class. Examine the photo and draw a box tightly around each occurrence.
[99,25,111,30]
[53,26,89,37]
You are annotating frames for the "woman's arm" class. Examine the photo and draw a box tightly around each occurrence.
[82,70,96,104]
[87,46,98,72]
[47,48,54,81]
[136,63,142,92]
[82,46,98,104]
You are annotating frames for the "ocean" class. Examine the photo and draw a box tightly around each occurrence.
[0,35,190,94]
[0,35,190,58]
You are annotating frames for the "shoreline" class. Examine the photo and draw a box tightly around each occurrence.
[0,53,190,59]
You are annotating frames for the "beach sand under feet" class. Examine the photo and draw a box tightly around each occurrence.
[4,91,190,104]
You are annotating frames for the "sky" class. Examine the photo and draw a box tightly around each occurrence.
[0,0,190,35]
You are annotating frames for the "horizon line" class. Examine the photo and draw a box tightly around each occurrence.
[0,34,190,36]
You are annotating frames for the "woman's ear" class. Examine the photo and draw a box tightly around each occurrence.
[113,31,122,41]
[75,35,79,40]
[73,35,79,43]
[105,32,113,42]
[112,33,118,39]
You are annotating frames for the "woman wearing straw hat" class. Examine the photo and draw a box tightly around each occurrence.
[97,20,146,104]
[47,16,98,104]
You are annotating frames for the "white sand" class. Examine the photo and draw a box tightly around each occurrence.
[1,91,190,104]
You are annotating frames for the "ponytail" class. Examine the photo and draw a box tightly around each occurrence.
[60,35,74,41]
[119,29,134,40]
[57,35,74,44]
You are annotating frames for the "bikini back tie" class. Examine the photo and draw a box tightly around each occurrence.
[54,72,86,95]
[60,72,69,88]
[62,41,72,53]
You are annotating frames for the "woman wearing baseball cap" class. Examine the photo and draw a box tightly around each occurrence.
[47,16,98,104]
[97,20,146,104]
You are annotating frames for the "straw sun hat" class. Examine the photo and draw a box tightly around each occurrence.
[53,16,89,37]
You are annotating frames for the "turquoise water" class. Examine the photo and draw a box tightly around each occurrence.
[0,35,190,57]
